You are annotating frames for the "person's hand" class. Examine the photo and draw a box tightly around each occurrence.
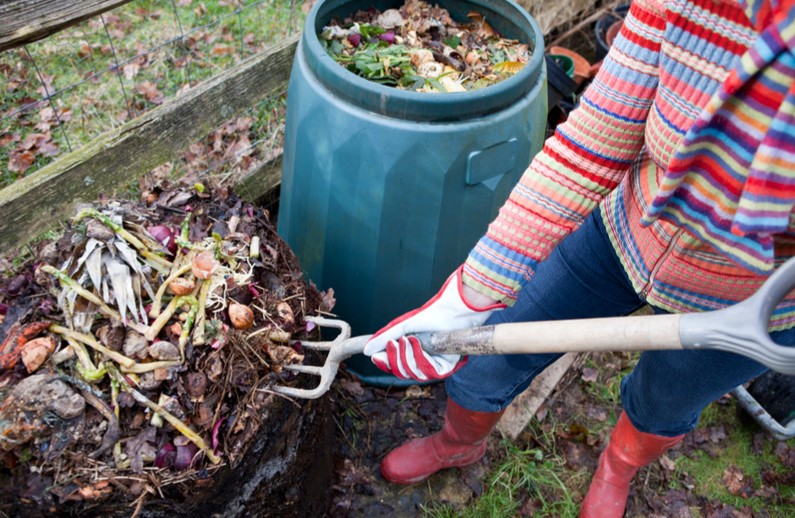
[363,266,505,381]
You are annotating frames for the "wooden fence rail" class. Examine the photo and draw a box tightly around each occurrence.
[0,33,298,250]
[0,0,135,52]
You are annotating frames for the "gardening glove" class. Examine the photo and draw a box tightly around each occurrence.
[363,266,505,381]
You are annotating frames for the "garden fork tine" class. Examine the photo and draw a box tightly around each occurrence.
[272,316,371,399]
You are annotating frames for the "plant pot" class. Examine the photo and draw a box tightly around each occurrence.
[545,54,577,110]
[594,3,630,61]
[548,54,575,79]
[548,46,592,85]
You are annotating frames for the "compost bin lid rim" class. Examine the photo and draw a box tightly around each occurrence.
[302,0,545,121]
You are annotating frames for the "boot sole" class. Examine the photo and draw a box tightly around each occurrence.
[380,453,485,485]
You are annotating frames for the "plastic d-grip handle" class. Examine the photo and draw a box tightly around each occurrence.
[679,256,795,375]
[466,139,518,187]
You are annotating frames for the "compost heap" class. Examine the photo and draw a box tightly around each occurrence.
[0,184,334,509]
[320,0,533,91]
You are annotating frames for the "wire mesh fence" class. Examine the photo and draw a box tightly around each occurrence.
[1,0,308,190]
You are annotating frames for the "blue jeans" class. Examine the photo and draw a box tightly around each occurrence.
[446,211,788,437]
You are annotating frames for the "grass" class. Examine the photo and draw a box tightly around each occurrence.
[423,352,795,517]
[424,431,584,518]
[1,0,305,188]
[673,401,795,514]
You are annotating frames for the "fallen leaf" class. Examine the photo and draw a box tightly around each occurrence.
[493,61,524,74]
[585,403,608,421]
[123,62,141,80]
[136,81,164,103]
[211,45,235,56]
[405,384,431,398]
[320,288,336,312]
[722,465,744,495]
[563,441,586,469]
[659,454,676,471]
[340,378,365,397]
[8,150,35,173]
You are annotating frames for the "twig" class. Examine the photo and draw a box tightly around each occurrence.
[255,387,301,409]
[74,380,120,459]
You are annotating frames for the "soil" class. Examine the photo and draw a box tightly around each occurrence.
[327,351,795,517]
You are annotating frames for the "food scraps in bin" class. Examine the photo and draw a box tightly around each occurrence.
[320,0,532,92]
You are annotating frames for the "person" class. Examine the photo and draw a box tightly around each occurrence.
[362,0,795,515]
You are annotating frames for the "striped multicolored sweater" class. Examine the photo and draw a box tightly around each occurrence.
[462,0,795,329]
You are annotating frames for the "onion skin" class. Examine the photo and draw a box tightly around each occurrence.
[174,443,199,471]
[147,225,177,255]
[228,303,254,330]
[379,31,396,44]
[347,33,362,47]
[212,417,226,453]
[191,251,219,280]
[168,277,196,296]
[154,443,176,469]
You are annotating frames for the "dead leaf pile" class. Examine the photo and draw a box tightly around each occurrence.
[0,182,332,510]
[320,0,533,92]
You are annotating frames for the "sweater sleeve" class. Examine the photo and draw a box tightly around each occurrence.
[462,0,667,303]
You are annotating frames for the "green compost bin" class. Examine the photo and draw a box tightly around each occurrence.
[278,0,547,386]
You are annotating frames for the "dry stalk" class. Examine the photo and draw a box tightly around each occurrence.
[120,360,181,374]
[110,368,221,464]
[50,324,135,369]
[145,297,179,341]
[149,261,193,319]
[546,0,627,50]
[192,280,211,345]
[73,209,172,273]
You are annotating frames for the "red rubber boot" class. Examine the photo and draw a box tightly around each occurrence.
[380,398,504,484]
[580,412,685,517]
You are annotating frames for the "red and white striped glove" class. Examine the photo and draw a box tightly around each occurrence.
[363,266,505,382]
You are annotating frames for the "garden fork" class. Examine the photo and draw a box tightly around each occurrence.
[273,256,795,399]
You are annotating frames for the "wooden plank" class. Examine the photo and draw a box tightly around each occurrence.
[0,0,134,52]
[497,353,579,440]
[236,155,283,204]
[0,33,298,250]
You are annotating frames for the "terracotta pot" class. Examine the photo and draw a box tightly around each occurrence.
[548,46,592,85]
